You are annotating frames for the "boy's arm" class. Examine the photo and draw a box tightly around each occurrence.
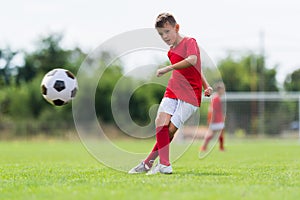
[156,54,213,96]
[156,55,197,77]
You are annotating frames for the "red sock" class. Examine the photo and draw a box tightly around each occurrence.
[144,128,174,168]
[219,130,224,150]
[156,125,170,166]
[144,135,174,167]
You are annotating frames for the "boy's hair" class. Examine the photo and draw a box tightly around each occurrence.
[155,13,177,28]
[214,82,225,91]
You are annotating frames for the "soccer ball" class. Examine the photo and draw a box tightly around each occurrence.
[41,68,78,106]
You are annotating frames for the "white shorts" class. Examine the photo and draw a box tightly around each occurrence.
[209,122,225,131]
[157,97,198,128]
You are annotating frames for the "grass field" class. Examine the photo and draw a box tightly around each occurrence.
[0,138,299,200]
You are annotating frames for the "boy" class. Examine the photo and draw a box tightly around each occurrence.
[200,82,225,152]
[129,13,212,175]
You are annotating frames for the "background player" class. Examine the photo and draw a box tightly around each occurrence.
[200,82,226,152]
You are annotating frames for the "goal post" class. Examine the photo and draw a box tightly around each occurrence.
[223,92,300,140]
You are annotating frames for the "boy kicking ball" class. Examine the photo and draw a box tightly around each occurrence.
[129,13,212,175]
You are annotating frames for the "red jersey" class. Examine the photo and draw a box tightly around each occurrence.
[164,37,202,107]
[208,94,224,124]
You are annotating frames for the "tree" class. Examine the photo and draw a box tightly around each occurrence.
[283,68,300,127]
[218,52,280,135]
[17,33,84,84]
[284,68,300,91]
[218,53,278,92]
[0,48,18,86]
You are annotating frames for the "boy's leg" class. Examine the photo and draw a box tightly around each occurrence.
[155,112,172,166]
[144,125,177,167]
[201,130,214,151]
[129,98,177,174]
[219,129,224,150]
[144,143,158,167]
[168,123,178,140]
[147,99,197,175]
[156,125,170,166]
[154,100,195,165]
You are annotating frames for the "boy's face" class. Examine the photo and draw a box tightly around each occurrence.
[156,22,179,46]
[218,87,225,96]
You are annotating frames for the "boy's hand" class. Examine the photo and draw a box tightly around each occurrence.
[204,86,213,97]
[156,66,173,77]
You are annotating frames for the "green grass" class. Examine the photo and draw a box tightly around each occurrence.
[0,139,300,200]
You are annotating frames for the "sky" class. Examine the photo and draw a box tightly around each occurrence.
[1,0,300,84]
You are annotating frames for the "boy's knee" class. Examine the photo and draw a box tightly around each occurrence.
[155,112,171,127]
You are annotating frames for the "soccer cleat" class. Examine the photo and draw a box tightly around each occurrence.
[128,162,150,174]
[146,163,172,175]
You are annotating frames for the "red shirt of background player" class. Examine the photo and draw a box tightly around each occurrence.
[207,93,224,124]
[164,37,202,107]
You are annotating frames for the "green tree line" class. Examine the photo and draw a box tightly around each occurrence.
[0,33,299,138]
[218,53,299,135]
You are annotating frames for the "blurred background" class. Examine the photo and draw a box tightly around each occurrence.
[0,0,299,140]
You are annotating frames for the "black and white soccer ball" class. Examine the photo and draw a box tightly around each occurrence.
[41,68,78,106]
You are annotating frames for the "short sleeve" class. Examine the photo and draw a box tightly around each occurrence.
[185,38,200,57]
